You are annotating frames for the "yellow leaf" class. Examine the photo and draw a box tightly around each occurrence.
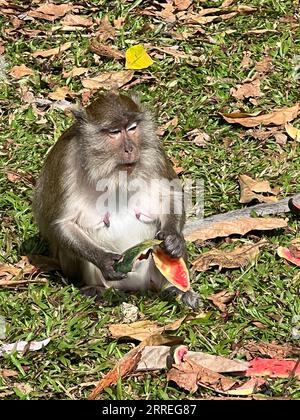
[285,123,300,142]
[125,44,153,70]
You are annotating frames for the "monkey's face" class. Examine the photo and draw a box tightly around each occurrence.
[105,120,140,173]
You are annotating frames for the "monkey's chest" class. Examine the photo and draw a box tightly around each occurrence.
[80,208,158,254]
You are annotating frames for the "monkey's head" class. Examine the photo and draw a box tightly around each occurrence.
[73,92,160,181]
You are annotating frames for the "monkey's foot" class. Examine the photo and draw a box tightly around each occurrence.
[80,285,106,299]
[161,286,202,310]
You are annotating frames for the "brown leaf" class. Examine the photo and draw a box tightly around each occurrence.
[108,317,186,341]
[247,29,278,35]
[0,369,18,378]
[28,3,74,21]
[156,3,176,23]
[6,171,22,183]
[207,290,236,312]
[48,86,73,101]
[221,0,235,7]
[184,217,287,242]
[230,79,262,100]
[81,70,134,90]
[62,67,88,78]
[243,342,300,359]
[156,116,178,136]
[255,56,273,74]
[240,51,253,69]
[239,174,279,204]
[113,17,125,29]
[174,0,192,11]
[167,358,237,393]
[188,129,210,147]
[32,42,72,58]
[193,241,264,272]
[61,14,93,27]
[88,334,177,400]
[221,103,299,127]
[89,40,124,60]
[9,64,34,79]
[95,15,116,41]
[274,132,287,146]
[244,127,280,141]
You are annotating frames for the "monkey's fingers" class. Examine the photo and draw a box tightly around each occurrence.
[105,270,127,281]
[161,235,185,258]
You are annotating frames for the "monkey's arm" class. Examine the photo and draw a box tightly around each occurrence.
[54,221,126,281]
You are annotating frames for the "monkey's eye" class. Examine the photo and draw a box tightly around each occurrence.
[127,122,137,131]
[109,129,121,135]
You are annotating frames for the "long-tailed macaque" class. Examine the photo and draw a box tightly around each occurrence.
[33,92,199,308]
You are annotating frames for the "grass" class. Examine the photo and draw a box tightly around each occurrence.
[1,0,300,399]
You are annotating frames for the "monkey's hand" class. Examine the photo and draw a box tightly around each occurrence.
[99,252,127,281]
[156,230,185,259]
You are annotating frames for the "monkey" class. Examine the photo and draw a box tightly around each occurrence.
[33,91,199,309]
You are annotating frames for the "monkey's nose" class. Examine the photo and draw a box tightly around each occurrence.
[124,139,134,154]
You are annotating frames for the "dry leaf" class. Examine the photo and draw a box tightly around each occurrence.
[244,127,280,141]
[9,64,34,79]
[108,317,186,341]
[255,56,273,74]
[167,358,237,393]
[239,174,279,204]
[88,334,179,400]
[240,51,253,69]
[274,132,287,146]
[184,217,287,242]
[243,342,300,359]
[221,0,235,7]
[113,17,125,29]
[207,290,236,312]
[89,41,124,60]
[247,29,278,35]
[156,116,178,136]
[28,3,74,21]
[285,123,300,141]
[48,86,72,101]
[63,67,87,78]
[6,171,22,183]
[95,15,116,41]
[32,42,72,58]
[193,242,264,272]
[221,103,299,128]
[156,3,176,23]
[174,0,192,11]
[0,369,18,378]
[230,79,262,100]
[61,14,93,27]
[0,338,51,356]
[187,129,210,147]
[82,70,134,90]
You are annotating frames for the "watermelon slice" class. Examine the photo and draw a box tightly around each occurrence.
[115,239,162,274]
[245,357,300,378]
[277,246,300,267]
[288,198,300,216]
[152,247,190,292]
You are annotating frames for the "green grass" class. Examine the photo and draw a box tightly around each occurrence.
[1,0,300,399]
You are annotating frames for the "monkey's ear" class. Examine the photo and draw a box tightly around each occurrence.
[130,93,143,108]
[70,105,88,122]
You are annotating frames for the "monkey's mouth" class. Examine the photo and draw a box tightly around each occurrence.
[120,162,137,173]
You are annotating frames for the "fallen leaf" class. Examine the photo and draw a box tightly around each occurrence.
[243,342,300,359]
[184,217,287,242]
[0,338,51,356]
[14,383,33,395]
[0,369,18,378]
[285,123,300,141]
[95,15,116,41]
[120,302,139,323]
[221,0,235,7]
[274,132,287,146]
[82,70,134,90]
[188,129,210,147]
[174,0,192,11]
[239,174,279,204]
[9,64,34,79]
[255,55,273,74]
[88,334,179,400]
[63,67,87,78]
[48,86,73,101]
[244,127,280,141]
[61,14,93,27]
[167,358,238,393]
[156,3,176,23]
[156,116,178,136]
[89,40,124,60]
[125,44,153,70]
[193,242,264,272]
[240,51,253,69]
[230,79,262,100]
[32,42,72,58]
[221,103,299,128]
[6,171,22,182]
[28,3,74,21]
[108,317,186,341]
[247,29,278,35]
[113,17,125,29]
[207,290,236,312]
[245,357,300,378]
